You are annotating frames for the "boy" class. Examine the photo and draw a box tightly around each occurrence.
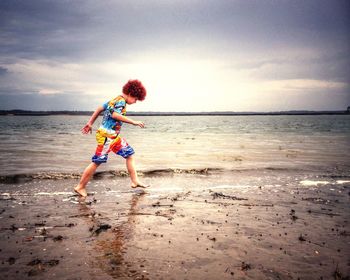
[74,79,148,197]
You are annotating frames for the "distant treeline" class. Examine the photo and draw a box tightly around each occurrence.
[0,109,349,116]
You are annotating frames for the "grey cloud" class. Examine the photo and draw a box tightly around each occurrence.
[0,66,8,75]
[233,59,288,71]
[0,0,92,60]
[0,0,349,111]
[244,52,350,83]
[0,91,98,111]
[287,89,350,111]
[1,0,349,62]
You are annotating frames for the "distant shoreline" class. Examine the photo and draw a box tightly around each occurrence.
[0,109,349,116]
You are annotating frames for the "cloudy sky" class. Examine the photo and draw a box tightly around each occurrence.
[0,0,349,112]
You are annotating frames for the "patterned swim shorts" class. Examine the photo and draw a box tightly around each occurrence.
[91,130,135,164]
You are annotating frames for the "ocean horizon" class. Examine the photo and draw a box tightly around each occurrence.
[1,109,349,116]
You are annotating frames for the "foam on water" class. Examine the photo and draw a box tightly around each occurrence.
[35,192,75,196]
[208,184,258,191]
[300,180,330,186]
[0,193,11,196]
[148,186,184,193]
[336,180,350,184]
[300,179,350,186]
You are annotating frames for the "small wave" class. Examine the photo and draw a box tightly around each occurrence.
[0,168,222,183]
[0,172,81,183]
[0,166,334,184]
[142,168,222,176]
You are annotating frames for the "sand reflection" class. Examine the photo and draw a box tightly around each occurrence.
[77,193,146,278]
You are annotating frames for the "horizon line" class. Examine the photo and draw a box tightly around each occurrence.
[0,109,349,116]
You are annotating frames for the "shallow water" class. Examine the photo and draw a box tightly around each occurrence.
[0,114,349,176]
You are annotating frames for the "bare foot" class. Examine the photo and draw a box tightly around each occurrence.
[74,186,87,197]
[131,182,149,189]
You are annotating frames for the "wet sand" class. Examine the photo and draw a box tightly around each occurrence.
[0,169,349,279]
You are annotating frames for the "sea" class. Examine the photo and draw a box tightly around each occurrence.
[0,114,349,178]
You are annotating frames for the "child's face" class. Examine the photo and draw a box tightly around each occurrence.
[126,96,138,105]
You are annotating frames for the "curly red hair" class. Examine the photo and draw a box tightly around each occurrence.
[122,80,147,101]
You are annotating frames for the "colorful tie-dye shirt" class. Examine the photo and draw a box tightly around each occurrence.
[97,95,126,138]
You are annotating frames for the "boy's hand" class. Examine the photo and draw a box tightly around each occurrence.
[81,123,92,134]
[133,121,145,128]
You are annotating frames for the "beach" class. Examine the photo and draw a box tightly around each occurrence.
[1,0,350,277]
[0,114,349,279]
[0,168,349,279]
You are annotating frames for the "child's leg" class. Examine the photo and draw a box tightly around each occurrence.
[74,162,99,197]
[75,130,109,197]
[115,137,148,188]
[126,156,147,188]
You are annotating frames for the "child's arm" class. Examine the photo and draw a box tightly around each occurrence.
[112,112,145,128]
[81,106,105,134]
